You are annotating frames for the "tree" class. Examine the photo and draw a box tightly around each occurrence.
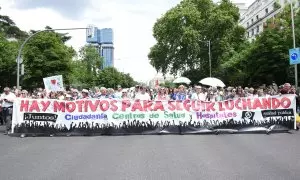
[79,45,103,76]
[0,7,27,39]
[221,3,298,86]
[69,45,103,88]
[22,31,74,89]
[148,0,245,77]
[95,67,136,88]
[0,33,19,88]
[159,80,176,88]
[30,26,72,43]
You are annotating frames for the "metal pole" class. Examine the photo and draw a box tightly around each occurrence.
[291,2,297,88]
[208,40,212,77]
[16,27,88,89]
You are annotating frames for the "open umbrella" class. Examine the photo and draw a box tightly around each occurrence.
[173,77,191,84]
[199,77,225,87]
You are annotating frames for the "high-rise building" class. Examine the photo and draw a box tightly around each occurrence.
[86,25,114,69]
[101,44,114,68]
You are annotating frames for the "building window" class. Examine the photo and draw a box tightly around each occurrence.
[247,22,249,27]
[251,29,254,36]
[247,31,250,37]
[256,26,259,33]
[265,8,268,14]
[251,19,253,24]
[256,15,259,20]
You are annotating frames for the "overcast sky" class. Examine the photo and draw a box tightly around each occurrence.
[0,0,254,82]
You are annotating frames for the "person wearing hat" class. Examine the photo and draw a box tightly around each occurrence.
[65,94,72,101]
[81,89,89,99]
[0,87,16,134]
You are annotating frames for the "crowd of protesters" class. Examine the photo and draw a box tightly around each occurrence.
[2,82,298,101]
[0,82,300,134]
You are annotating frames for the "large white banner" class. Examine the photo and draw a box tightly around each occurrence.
[12,95,296,133]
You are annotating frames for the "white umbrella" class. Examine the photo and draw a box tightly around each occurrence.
[199,77,225,87]
[173,77,191,84]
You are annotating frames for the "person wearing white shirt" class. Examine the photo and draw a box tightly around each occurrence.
[0,87,16,134]
[135,86,150,101]
[191,86,207,101]
[114,85,122,99]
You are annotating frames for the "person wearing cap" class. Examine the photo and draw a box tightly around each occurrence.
[65,94,72,101]
[81,89,89,99]
[0,87,16,134]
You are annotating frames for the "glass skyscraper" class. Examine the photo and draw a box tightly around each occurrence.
[101,44,114,68]
[86,26,114,69]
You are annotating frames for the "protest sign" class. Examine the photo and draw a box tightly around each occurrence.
[43,75,64,92]
[12,95,296,136]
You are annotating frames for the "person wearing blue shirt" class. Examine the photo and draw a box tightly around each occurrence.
[175,85,187,101]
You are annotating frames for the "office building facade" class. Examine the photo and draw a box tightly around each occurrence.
[86,25,114,69]
[239,0,286,40]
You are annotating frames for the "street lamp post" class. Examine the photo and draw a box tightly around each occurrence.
[291,2,298,88]
[16,27,89,89]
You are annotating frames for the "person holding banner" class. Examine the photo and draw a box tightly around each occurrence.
[155,87,169,100]
[0,87,16,134]
[135,85,150,100]
[191,86,206,101]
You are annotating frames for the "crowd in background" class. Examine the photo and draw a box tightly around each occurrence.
[1,82,298,101]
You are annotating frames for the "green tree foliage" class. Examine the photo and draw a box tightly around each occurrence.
[148,0,245,78]
[0,7,27,39]
[221,3,298,86]
[22,31,74,89]
[0,33,18,88]
[95,67,136,88]
[159,80,176,88]
[0,7,26,89]
[79,45,103,76]
[69,45,103,88]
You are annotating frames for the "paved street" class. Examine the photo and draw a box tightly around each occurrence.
[0,126,299,180]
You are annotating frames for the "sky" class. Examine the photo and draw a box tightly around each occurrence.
[0,0,254,82]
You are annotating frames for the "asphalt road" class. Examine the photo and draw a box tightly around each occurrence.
[0,126,299,180]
